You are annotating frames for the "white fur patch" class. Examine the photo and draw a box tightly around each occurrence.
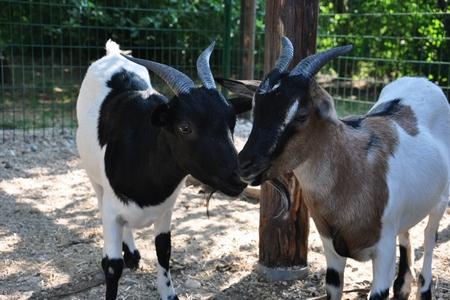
[268,101,299,154]
[285,101,299,124]
[270,81,281,91]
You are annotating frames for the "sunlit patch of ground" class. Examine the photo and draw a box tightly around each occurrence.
[1,127,449,299]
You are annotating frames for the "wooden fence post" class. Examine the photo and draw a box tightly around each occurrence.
[240,0,256,80]
[258,0,319,281]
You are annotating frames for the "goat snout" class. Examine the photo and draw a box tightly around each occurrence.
[238,155,270,185]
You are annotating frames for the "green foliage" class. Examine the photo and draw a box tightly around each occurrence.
[318,0,450,85]
[0,0,238,76]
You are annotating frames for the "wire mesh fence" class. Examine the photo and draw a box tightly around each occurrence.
[1,1,449,141]
[318,2,450,116]
[0,0,253,141]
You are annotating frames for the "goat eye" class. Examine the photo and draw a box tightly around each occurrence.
[178,123,192,135]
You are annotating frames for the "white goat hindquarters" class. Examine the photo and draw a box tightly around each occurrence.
[381,120,449,235]
[376,77,450,169]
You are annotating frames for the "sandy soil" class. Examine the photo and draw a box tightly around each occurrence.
[0,123,449,300]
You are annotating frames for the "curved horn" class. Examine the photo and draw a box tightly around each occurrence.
[196,41,216,89]
[258,36,294,93]
[123,55,195,96]
[274,36,294,72]
[289,45,353,80]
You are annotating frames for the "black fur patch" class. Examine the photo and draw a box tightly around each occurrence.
[98,69,187,207]
[325,268,341,287]
[98,69,150,147]
[166,280,171,287]
[101,256,124,300]
[269,120,300,160]
[332,233,351,258]
[155,232,171,271]
[369,288,389,300]
[419,273,425,286]
[418,274,432,300]
[122,242,141,270]
[341,115,363,128]
[367,99,401,117]
[393,245,409,299]
[341,98,402,130]
[420,288,432,300]
[365,134,381,152]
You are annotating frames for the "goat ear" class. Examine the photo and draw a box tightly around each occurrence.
[229,97,253,115]
[316,99,337,123]
[151,103,171,127]
[309,81,339,124]
[215,77,260,98]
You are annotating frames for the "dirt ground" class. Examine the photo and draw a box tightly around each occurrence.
[1,122,449,300]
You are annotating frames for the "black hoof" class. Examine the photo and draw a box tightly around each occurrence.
[393,276,409,300]
[167,296,179,300]
[369,288,389,300]
[122,242,141,270]
[101,256,123,300]
[418,274,432,300]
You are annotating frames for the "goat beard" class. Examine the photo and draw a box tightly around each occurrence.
[202,178,291,219]
[267,178,291,219]
[204,189,217,218]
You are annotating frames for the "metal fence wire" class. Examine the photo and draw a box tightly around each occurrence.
[1,1,450,141]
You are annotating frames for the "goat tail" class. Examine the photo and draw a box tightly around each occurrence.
[105,39,131,56]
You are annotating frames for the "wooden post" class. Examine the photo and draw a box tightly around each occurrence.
[240,0,256,80]
[240,0,256,119]
[257,0,319,281]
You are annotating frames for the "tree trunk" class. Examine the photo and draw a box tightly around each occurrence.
[240,0,256,80]
[258,0,318,281]
[264,0,319,74]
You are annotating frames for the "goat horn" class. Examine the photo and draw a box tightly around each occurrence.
[197,41,216,89]
[123,55,195,96]
[274,36,294,72]
[289,45,353,80]
[258,36,294,93]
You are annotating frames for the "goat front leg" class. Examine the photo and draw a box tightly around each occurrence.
[370,230,396,300]
[417,198,446,300]
[101,198,124,300]
[321,237,347,300]
[122,227,141,270]
[154,211,178,300]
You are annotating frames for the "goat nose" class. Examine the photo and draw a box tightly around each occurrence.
[239,156,254,172]
[229,170,245,186]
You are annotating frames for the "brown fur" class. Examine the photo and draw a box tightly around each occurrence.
[266,82,421,260]
[390,104,419,136]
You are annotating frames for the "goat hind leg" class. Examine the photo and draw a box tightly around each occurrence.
[101,199,124,300]
[416,196,447,300]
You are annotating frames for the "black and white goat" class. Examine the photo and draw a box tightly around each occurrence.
[218,37,450,300]
[76,40,249,300]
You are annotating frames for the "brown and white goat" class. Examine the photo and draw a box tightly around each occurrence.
[218,37,450,300]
